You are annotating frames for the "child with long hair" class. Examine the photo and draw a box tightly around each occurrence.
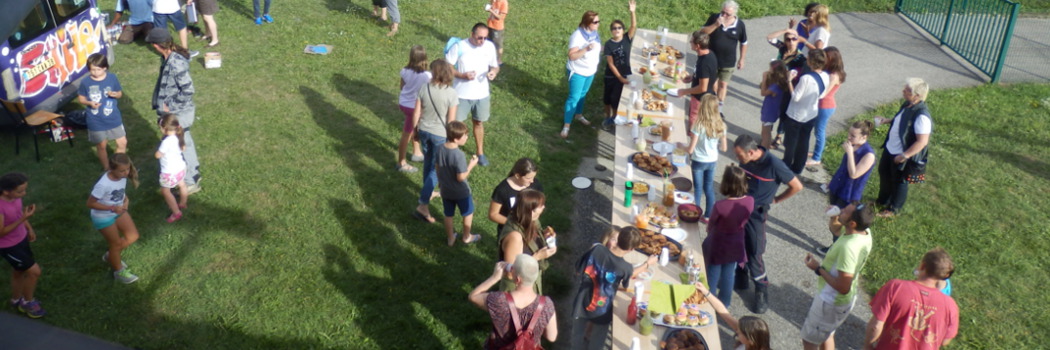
[77,53,126,170]
[1,172,45,318]
[702,165,753,307]
[686,94,727,220]
[498,189,556,293]
[820,120,875,254]
[695,281,772,350]
[808,46,847,166]
[87,153,141,284]
[397,45,431,173]
[759,61,792,149]
[156,113,189,223]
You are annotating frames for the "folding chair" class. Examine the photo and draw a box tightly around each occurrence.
[1,99,75,162]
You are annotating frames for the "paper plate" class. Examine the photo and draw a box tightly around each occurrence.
[661,227,687,242]
[653,142,674,156]
[673,191,695,204]
[572,177,592,189]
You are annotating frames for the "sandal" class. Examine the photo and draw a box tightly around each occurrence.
[166,212,183,223]
[876,210,896,218]
[771,135,783,149]
[397,164,418,173]
[448,232,459,247]
[575,114,591,126]
[410,154,424,162]
[411,210,436,223]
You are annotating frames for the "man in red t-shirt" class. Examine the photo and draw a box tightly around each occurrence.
[864,248,959,350]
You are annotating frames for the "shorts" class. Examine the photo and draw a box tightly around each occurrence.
[603,76,625,107]
[800,297,854,345]
[0,236,36,272]
[716,67,735,82]
[442,196,475,217]
[400,105,416,133]
[160,169,186,188]
[118,22,154,44]
[88,125,127,144]
[197,0,219,15]
[91,213,120,230]
[456,97,491,122]
[153,11,187,31]
[488,29,505,50]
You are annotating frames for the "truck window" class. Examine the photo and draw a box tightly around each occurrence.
[52,0,91,22]
[7,3,56,48]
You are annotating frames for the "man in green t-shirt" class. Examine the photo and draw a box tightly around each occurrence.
[801,203,874,350]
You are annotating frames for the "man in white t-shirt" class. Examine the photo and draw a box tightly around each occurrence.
[152,0,197,57]
[446,23,500,167]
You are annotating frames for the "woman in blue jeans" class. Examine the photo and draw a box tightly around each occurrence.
[412,60,458,223]
[561,11,602,139]
[686,94,726,220]
[808,47,846,166]
[702,165,754,307]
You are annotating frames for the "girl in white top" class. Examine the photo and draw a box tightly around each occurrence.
[397,45,432,173]
[87,153,141,284]
[687,94,728,219]
[156,113,188,223]
[561,11,602,138]
[799,4,831,55]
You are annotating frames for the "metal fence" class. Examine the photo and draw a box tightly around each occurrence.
[896,0,1021,82]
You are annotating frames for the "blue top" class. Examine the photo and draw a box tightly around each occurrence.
[77,73,124,131]
[115,0,155,26]
[760,84,784,122]
[827,142,875,203]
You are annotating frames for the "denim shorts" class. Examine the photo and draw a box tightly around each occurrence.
[442,196,475,217]
[153,11,187,31]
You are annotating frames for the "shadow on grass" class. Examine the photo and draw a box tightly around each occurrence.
[218,0,256,21]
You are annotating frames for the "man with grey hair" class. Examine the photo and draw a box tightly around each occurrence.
[701,0,748,106]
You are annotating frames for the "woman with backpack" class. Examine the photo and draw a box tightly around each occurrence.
[469,255,557,349]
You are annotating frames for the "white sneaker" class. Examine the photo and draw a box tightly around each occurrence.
[113,269,139,284]
[102,252,128,269]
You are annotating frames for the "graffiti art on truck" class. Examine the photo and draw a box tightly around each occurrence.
[16,16,104,98]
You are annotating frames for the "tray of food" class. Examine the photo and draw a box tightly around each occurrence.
[637,228,683,259]
[653,289,714,330]
[659,328,710,350]
[629,152,678,177]
[641,89,666,102]
[646,203,679,229]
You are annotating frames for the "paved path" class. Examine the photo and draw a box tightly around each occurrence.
[564,12,1000,350]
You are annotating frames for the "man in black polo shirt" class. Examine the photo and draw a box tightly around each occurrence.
[701,0,748,106]
[668,31,717,133]
[732,134,802,313]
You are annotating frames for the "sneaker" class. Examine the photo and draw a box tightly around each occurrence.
[18,299,46,318]
[574,114,591,126]
[255,17,263,25]
[601,117,615,131]
[263,14,274,23]
[410,154,425,162]
[816,246,830,256]
[189,50,200,58]
[477,154,490,167]
[114,269,139,284]
[753,289,769,314]
[185,183,202,195]
[9,298,22,310]
[102,252,128,270]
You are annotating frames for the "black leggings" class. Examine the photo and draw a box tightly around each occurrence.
[781,117,816,174]
[876,150,910,212]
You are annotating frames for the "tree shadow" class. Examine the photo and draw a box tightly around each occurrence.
[766,215,825,252]
[218,0,259,20]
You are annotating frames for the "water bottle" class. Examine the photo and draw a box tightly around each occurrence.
[659,247,670,266]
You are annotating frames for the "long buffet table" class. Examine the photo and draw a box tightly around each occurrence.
[608,29,722,350]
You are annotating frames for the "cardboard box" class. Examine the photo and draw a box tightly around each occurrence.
[205,52,222,69]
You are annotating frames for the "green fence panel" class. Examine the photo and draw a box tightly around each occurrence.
[897,0,1020,82]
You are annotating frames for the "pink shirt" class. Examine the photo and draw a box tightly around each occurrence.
[871,279,959,350]
[0,197,27,248]
[819,83,840,109]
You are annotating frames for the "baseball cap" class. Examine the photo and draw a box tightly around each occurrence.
[145,28,173,44]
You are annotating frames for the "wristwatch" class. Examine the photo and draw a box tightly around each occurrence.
[813,266,823,276]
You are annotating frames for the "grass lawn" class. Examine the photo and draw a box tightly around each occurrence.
[822,83,1050,349]
[1,0,1046,348]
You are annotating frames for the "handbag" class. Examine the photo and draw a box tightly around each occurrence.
[902,159,927,184]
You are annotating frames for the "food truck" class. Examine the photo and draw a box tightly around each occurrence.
[1,0,114,122]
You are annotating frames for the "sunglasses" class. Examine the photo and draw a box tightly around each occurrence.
[592,20,601,24]
[787,37,798,41]
[612,26,624,30]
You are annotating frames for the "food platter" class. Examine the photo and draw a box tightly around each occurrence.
[636,229,683,259]
[633,181,651,196]
[628,152,678,177]
[652,310,715,330]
